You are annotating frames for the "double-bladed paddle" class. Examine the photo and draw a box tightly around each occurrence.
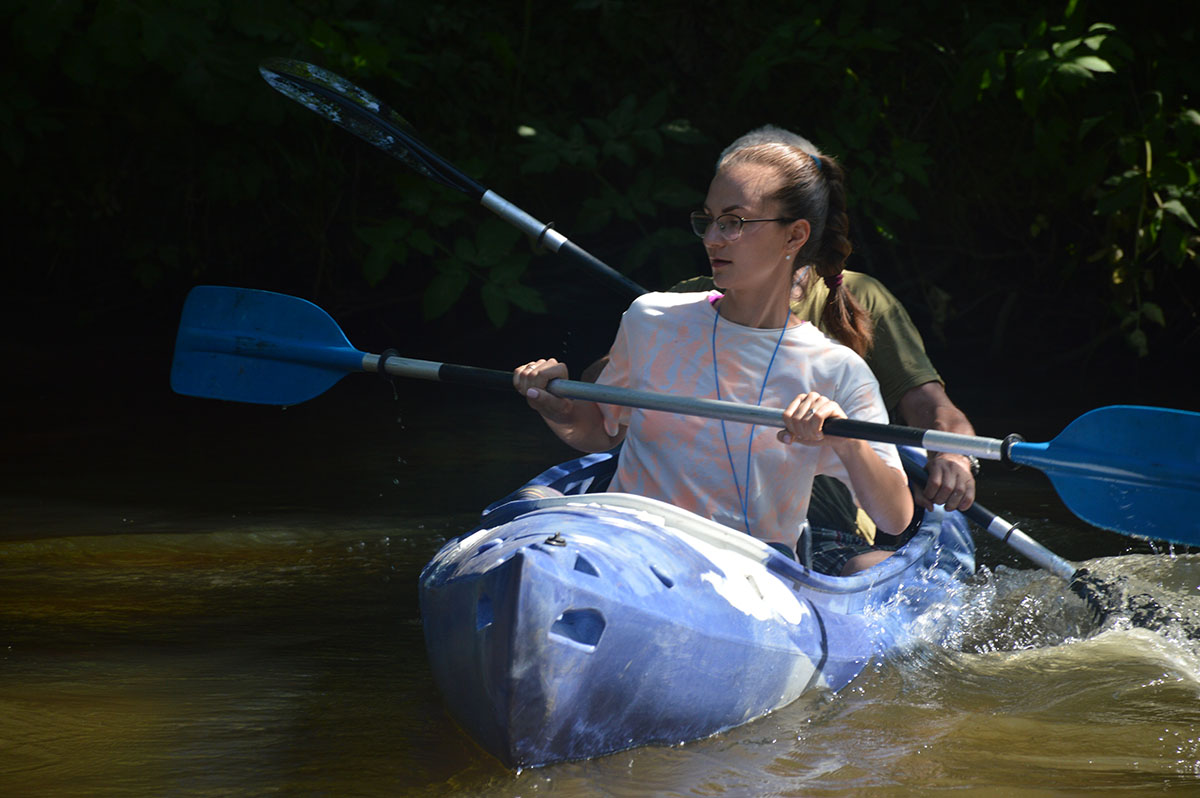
[171,285,1200,545]
[258,58,646,300]
[252,60,1197,632]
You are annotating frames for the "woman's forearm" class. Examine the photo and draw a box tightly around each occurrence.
[834,440,914,536]
[539,398,626,453]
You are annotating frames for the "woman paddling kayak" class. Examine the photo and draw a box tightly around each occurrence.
[514,132,921,574]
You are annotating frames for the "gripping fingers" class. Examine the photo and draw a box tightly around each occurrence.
[778,392,842,445]
[513,358,570,414]
[922,455,976,511]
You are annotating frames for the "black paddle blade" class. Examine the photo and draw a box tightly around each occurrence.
[258,58,482,198]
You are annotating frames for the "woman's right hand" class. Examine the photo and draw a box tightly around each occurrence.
[513,358,574,421]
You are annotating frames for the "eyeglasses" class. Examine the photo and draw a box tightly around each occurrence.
[689,212,795,241]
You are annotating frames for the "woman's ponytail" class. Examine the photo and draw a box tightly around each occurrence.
[811,155,873,357]
[719,134,874,357]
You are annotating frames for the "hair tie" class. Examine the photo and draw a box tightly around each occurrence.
[823,272,842,289]
[810,152,822,173]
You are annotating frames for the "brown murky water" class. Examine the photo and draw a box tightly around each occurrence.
[4,374,1199,796]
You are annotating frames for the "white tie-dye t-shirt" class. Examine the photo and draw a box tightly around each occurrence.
[597,291,902,549]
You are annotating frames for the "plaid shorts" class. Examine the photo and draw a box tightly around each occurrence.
[804,525,879,576]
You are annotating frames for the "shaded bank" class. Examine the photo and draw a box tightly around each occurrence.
[4,1,1197,390]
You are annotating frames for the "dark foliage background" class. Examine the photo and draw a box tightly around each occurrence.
[4,0,1197,413]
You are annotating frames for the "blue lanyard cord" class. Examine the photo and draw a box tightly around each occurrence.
[711,306,790,536]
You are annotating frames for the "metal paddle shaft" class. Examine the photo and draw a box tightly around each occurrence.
[171,286,1200,543]
[899,453,1077,583]
[258,58,646,299]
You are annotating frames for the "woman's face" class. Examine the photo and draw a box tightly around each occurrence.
[700,162,808,294]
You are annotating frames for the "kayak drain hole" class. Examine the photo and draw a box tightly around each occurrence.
[573,555,599,577]
[650,564,674,588]
[549,609,605,650]
[476,595,493,630]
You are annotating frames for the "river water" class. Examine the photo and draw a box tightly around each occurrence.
[3,359,1199,796]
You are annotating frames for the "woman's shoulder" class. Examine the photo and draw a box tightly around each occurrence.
[790,323,874,371]
[629,290,719,315]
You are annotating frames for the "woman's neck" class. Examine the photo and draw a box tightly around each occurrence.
[716,286,794,329]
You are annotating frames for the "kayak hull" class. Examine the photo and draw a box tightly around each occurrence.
[419,454,974,768]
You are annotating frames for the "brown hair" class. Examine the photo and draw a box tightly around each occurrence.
[718,135,874,357]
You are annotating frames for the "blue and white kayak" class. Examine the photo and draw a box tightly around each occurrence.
[419,452,975,768]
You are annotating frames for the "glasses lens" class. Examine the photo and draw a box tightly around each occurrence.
[689,213,712,237]
[716,214,743,240]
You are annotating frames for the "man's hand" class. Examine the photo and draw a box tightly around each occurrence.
[917,452,976,511]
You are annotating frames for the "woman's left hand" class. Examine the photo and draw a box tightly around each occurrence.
[778,391,847,447]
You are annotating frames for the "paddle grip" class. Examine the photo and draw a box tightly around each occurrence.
[438,363,516,392]
[823,418,926,446]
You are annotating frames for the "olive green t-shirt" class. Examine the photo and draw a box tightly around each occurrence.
[670,270,941,419]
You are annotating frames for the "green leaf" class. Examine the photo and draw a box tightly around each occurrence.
[583,117,612,140]
[631,193,656,216]
[423,265,469,320]
[1072,55,1115,74]
[872,192,918,221]
[362,244,400,286]
[662,119,705,144]
[637,91,669,128]
[480,282,508,327]
[521,151,560,174]
[1162,199,1199,229]
[429,202,467,228]
[603,139,636,166]
[1160,218,1190,265]
[1126,327,1149,357]
[575,197,614,234]
[652,179,702,208]
[475,218,522,257]
[609,94,638,132]
[453,236,478,264]
[1077,115,1108,141]
[409,229,437,257]
[1096,172,1145,215]
[1054,61,1097,87]
[1051,37,1083,58]
[978,67,992,93]
[631,128,663,157]
[505,284,548,314]
[309,19,346,52]
[1141,302,1166,327]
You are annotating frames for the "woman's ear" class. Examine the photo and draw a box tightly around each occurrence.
[787,218,811,254]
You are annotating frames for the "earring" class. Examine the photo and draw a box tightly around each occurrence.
[785,254,791,260]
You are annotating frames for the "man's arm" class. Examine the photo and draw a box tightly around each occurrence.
[897,381,977,512]
[581,354,609,384]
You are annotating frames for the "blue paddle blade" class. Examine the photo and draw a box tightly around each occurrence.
[1008,405,1200,543]
[170,286,367,405]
